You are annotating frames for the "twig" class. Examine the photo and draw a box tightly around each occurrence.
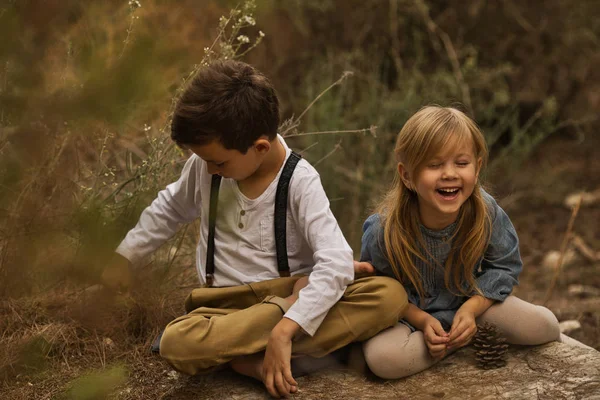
[519,105,544,135]
[119,2,140,60]
[313,140,343,167]
[543,195,583,305]
[415,0,472,115]
[388,0,404,75]
[285,126,377,138]
[504,0,535,32]
[165,224,189,274]
[571,234,599,262]
[297,141,319,156]
[281,71,354,136]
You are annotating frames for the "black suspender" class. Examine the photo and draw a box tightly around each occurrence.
[205,174,222,287]
[204,151,302,287]
[274,152,302,277]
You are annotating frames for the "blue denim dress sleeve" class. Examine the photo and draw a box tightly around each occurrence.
[475,191,523,301]
[360,214,397,279]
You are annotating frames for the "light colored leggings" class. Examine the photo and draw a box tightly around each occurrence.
[363,296,585,379]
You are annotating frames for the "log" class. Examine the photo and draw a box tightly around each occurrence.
[163,342,600,399]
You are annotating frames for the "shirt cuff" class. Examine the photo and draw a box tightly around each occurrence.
[283,307,321,337]
[476,273,516,302]
[115,242,141,265]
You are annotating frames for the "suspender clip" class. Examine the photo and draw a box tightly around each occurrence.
[206,273,214,287]
[279,270,291,278]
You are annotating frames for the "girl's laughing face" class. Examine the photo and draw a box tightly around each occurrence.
[401,139,482,230]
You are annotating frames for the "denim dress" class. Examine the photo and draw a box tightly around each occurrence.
[360,190,522,331]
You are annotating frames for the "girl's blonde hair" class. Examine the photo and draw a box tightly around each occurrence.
[377,105,491,299]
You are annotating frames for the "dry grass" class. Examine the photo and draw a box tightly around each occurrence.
[0,277,191,399]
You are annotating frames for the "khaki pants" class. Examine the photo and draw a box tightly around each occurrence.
[160,275,407,375]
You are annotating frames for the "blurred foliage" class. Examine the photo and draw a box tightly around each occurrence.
[0,0,598,293]
[245,0,600,247]
[9,335,52,377]
[0,0,264,296]
[61,364,128,400]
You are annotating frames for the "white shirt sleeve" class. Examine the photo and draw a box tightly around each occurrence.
[283,166,354,336]
[116,154,203,264]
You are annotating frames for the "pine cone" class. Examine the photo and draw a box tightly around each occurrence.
[473,322,509,370]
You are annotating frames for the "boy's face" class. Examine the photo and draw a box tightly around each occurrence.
[187,139,266,181]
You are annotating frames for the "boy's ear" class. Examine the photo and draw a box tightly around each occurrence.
[397,163,412,189]
[253,138,271,154]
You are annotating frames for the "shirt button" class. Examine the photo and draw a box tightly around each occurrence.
[240,210,246,216]
[238,223,244,229]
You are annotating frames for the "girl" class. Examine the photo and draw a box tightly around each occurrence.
[356,105,591,379]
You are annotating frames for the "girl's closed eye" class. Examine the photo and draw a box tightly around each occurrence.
[456,161,470,167]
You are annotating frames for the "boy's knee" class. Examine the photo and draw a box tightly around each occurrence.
[365,276,408,317]
[159,324,186,360]
[159,323,204,375]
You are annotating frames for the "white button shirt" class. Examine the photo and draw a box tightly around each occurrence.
[116,136,354,336]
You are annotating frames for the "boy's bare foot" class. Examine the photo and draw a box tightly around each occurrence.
[284,276,309,305]
[230,353,264,381]
[231,353,299,397]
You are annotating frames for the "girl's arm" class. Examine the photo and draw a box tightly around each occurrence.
[459,294,496,317]
[403,303,432,330]
[475,191,522,302]
[405,304,450,359]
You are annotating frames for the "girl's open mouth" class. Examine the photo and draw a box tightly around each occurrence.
[436,188,460,200]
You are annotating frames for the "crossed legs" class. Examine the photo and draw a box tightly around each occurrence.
[159,276,407,376]
[363,296,567,380]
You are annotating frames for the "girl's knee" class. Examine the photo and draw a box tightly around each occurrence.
[534,305,560,342]
[363,339,405,379]
[483,297,561,345]
[520,303,560,343]
[363,328,427,380]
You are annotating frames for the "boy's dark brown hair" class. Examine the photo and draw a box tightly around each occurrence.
[171,60,280,153]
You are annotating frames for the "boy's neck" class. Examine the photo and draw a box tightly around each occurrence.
[237,138,287,199]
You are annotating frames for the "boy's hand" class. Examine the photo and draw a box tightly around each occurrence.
[422,316,450,359]
[101,253,133,292]
[353,261,376,279]
[447,308,477,350]
[263,318,299,398]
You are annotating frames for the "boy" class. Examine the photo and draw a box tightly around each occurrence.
[102,60,407,398]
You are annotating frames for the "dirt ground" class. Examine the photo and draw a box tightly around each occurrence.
[1,134,599,399]
[491,133,600,350]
